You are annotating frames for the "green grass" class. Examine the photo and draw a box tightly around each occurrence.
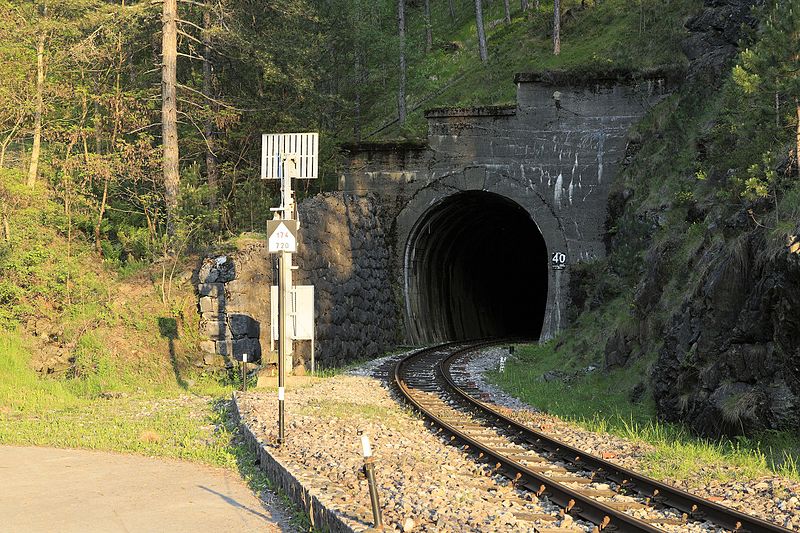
[0,330,313,530]
[358,0,701,139]
[1,330,228,460]
[489,341,800,484]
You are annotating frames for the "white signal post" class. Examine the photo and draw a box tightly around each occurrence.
[262,133,318,446]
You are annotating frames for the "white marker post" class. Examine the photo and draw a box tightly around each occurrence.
[360,434,383,530]
[262,132,318,446]
[241,353,248,392]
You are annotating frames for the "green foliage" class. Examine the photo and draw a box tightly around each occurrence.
[69,332,120,390]
[323,0,702,140]
[0,0,706,269]
[490,342,800,482]
[741,150,779,201]
[714,2,799,211]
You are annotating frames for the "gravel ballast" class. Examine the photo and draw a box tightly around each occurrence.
[236,348,800,532]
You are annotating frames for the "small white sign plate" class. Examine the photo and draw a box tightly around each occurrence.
[267,219,298,253]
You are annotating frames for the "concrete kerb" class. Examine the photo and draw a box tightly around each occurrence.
[230,393,366,533]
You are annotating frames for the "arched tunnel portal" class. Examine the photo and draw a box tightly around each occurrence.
[404,191,548,344]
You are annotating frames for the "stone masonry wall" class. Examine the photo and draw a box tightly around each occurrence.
[295,193,399,365]
[195,193,399,370]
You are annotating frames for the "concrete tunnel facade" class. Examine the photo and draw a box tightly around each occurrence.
[342,72,672,345]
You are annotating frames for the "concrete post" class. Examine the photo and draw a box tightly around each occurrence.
[277,156,297,445]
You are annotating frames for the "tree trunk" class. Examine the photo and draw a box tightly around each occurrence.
[354,52,362,141]
[18,138,25,172]
[397,0,407,125]
[80,70,90,166]
[796,103,799,178]
[521,0,529,12]
[503,0,511,23]
[162,0,179,243]
[448,0,456,20]
[639,0,645,35]
[475,0,488,63]
[0,115,23,168]
[553,0,561,55]
[27,30,46,188]
[63,134,77,305]
[2,208,9,242]
[424,0,432,52]
[203,6,218,222]
[93,98,102,154]
[94,174,109,254]
[111,1,125,148]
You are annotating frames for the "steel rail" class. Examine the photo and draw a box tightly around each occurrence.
[395,341,663,532]
[393,340,792,533]
[438,343,792,533]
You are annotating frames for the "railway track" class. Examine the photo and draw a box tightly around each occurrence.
[392,340,791,533]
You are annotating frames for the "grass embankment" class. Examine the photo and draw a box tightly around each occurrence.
[0,329,253,474]
[489,342,800,484]
[361,0,701,139]
[0,330,315,528]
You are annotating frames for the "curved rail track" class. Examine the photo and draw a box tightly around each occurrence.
[392,340,791,533]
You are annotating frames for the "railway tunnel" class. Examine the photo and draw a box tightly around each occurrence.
[404,191,548,343]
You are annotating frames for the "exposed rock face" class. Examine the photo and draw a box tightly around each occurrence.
[195,193,399,370]
[682,0,761,83]
[653,229,800,436]
[605,0,788,438]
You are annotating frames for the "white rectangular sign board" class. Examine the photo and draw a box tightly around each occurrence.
[261,132,319,180]
[270,285,314,341]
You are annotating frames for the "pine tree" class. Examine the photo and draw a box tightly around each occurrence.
[161,0,179,243]
[475,0,488,63]
[553,0,561,55]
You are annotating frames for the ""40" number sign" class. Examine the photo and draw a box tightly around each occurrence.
[551,252,566,270]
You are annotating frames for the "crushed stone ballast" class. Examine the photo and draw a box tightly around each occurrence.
[234,342,800,532]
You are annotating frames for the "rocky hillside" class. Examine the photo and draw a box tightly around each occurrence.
[573,0,800,437]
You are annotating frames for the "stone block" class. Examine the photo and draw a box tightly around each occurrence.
[235,338,261,361]
[200,311,224,322]
[216,339,233,356]
[198,283,225,297]
[200,319,230,340]
[229,314,260,338]
[197,260,218,284]
[199,340,217,354]
[215,257,236,283]
[219,338,261,362]
[199,296,213,313]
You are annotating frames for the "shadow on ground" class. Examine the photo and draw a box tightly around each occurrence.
[158,316,187,390]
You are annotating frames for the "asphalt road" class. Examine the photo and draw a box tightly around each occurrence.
[0,446,294,532]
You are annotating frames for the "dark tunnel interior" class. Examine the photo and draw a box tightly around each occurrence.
[405,191,548,343]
